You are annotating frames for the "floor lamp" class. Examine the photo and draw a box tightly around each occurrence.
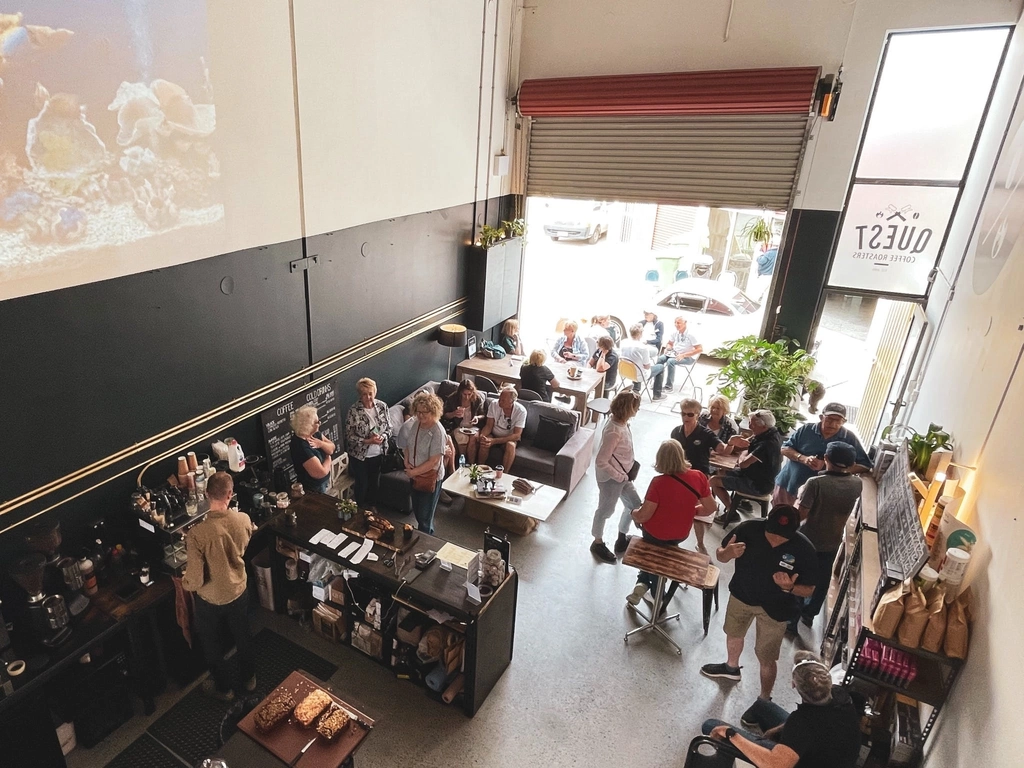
[438,324,468,379]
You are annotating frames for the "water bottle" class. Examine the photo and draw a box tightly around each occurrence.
[458,454,467,475]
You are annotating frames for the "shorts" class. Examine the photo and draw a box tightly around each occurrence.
[720,471,769,498]
[723,595,787,661]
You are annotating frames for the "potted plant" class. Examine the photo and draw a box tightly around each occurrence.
[707,335,816,434]
[336,498,358,521]
[468,464,485,486]
[881,423,953,477]
[477,218,526,249]
[741,216,774,252]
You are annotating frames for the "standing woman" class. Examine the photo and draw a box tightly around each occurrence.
[290,405,335,494]
[627,440,716,605]
[397,392,447,534]
[590,391,643,563]
[499,318,524,356]
[442,379,487,463]
[345,377,393,507]
[700,394,740,443]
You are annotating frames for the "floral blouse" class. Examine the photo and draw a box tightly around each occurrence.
[345,399,393,461]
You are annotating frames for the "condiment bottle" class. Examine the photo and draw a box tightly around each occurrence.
[80,558,98,596]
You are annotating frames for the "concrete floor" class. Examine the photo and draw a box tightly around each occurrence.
[68,406,824,768]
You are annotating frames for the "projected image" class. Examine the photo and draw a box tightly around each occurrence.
[0,2,221,293]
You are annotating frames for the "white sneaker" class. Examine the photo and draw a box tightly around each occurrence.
[626,583,649,606]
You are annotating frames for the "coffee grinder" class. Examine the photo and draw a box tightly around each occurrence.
[9,554,71,648]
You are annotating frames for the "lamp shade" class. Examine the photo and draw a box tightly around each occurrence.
[437,324,468,348]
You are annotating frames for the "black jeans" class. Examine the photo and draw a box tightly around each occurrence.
[194,590,254,693]
[804,549,837,619]
[350,455,383,506]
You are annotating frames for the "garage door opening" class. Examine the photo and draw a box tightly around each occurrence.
[519,195,783,411]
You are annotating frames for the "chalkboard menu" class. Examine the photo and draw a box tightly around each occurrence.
[876,441,929,582]
[261,379,341,482]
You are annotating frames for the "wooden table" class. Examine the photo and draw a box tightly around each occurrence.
[620,538,716,653]
[709,452,741,472]
[443,470,565,535]
[456,356,605,422]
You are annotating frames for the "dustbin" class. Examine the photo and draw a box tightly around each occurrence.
[655,255,681,285]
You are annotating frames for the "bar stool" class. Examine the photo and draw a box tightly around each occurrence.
[588,397,611,425]
[727,490,771,518]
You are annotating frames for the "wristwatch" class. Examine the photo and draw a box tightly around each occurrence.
[725,727,737,741]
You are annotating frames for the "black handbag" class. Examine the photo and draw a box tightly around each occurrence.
[614,455,640,482]
[380,437,404,474]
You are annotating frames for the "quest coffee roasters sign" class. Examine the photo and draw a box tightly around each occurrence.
[828,184,959,295]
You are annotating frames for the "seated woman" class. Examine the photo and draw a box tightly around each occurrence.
[702,651,862,768]
[626,440,715,607]
[700,394,740,443]
[442,379,487,463]
[344,377,393,507]
[520,349,559,402]
[396,392,447,534]
[499,318,524,356]
[551,320,587,362]
[289,404,335,494]
[587,335,619,393]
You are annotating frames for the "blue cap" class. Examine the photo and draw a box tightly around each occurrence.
[825,441,856,468]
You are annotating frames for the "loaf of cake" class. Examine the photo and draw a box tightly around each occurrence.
[253,690,295,732]
[294,689,333,727]
[316,704,350,740]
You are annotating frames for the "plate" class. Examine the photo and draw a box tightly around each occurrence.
[567,374,583,381]
[459,427,480,435]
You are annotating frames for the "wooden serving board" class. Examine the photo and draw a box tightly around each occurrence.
[236,670,374,768]
[340,510,419,554]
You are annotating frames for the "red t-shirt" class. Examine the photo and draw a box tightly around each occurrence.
[642,470,711,541]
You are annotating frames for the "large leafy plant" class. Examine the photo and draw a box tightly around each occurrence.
[881,423,953,476]
[707,335,816,434]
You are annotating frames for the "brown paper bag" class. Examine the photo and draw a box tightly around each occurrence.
[920,585,948,653]
[897,584,928,648]
[872,581,907,639]
[944,588,972,659]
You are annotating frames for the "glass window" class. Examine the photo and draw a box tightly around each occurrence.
[661,293,706,312]
[857,28,1008,182]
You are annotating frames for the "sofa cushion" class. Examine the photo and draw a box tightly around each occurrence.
[523,400,577,443]
[533,415,573,453]
[511,444,556,481]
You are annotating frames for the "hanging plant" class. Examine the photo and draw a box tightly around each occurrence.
[741,216,774,251]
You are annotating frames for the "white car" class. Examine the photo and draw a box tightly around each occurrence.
[605,278,766,357]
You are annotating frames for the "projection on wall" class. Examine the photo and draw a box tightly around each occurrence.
[0,2,222,299]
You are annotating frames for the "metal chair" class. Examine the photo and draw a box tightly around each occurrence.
[587,396,611,424]
[517,388,543,402]
[682,735,752,767]
[616,358,651,401]
[644,269,660,282]
[475,375,499,394]
[675,269,689,281]
[583,335,598,359]
[674,353,703,401]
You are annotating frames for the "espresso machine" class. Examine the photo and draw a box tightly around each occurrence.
[9,554,71,648]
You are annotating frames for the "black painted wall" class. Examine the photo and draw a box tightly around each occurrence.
[0,196,512,557]
[764,208,842,348]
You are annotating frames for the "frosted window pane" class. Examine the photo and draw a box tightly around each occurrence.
[857,28,1008,181]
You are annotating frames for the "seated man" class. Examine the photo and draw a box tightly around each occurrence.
[710,409,783,525]
[659,316,702,393]
[638,310,664,350]
[478,387,526,472]
[587,335,619,393]
[620,324,667,401]
[702,651,861,768]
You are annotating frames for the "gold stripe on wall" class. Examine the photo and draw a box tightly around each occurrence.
[0,301,466,529]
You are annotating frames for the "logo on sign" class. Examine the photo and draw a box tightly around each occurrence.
[850,203,933,267]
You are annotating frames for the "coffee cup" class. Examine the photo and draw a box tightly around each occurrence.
[568,366,578,377]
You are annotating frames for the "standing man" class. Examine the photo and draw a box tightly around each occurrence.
[773,403,871,508]
[701,506,817,719]
[478,387,527,472]
[183,472,256,701]
[620,324,667,400]
[660,316,703,392]
[792,442,863,631]
[710,409,783,525]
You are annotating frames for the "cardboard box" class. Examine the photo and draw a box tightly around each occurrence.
[312,603,346,643]
[351,621,383,660]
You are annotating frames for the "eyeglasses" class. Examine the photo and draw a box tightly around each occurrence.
[682,412,697,417]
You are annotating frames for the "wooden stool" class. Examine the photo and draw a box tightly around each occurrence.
[728,490,771,518]
[700,564,720,636]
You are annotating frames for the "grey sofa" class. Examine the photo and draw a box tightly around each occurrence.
[372,380,595,513]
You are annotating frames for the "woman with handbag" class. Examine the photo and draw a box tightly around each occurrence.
[590,390,644,564]
[626,440,716,607]
[345,378,394,507]
[396,391,447,534]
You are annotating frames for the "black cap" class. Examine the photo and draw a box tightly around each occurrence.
[766,505,800,537]
[825,441,856,469]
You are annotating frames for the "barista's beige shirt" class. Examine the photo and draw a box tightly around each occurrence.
[182,508,252,605]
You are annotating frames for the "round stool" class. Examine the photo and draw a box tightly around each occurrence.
[588,397,611,424]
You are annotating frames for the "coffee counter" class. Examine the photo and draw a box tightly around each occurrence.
[268,494,518,715]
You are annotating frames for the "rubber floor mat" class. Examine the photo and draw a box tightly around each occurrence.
[103,733,188,768]
[147,628,338,766]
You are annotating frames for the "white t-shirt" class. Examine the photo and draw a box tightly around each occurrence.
[363,407,382,458]
[620,339,653,379]
[669,329,700,357]
[487,399,527,438]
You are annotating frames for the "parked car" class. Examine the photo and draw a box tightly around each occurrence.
[602,278,766,357]
[541,199,609,243]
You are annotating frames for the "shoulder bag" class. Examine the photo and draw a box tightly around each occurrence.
[409,424,440,493]
[613,455,640,482]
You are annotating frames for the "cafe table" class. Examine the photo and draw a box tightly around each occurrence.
[455,355,605,422]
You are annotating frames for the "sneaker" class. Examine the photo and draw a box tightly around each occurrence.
[201,679,235,702]
[741,700,769,731]
[626,583,649,606]
[613,533,633,554]
[714,511,740,527]
[590,541,617,564]
[652,393,667,401]
[664,385,675,392]
[700,662,742,682]
[244,674,258,692]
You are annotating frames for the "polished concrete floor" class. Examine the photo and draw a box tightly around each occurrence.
[68,407,824,768]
